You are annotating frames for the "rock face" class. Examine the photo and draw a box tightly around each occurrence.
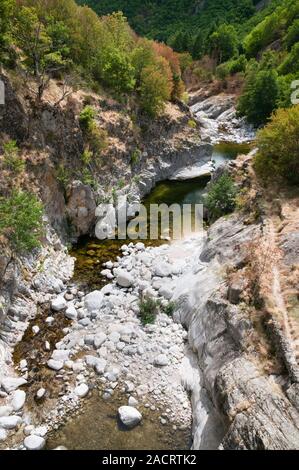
[173,213,299,450]
[66,181,97,237]
[118,406,142,429]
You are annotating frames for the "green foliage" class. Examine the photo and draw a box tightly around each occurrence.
[139,59,173,117]
[82,0,255,45]
[206,174,238,221]
[130,148,141,166]
[210,24,239,64]
[0,0,14,49]
[3,140,25,174]
[278,43,299,75]
[0,191,43,253]
[228,54,247,74]
[187,119,197,129]
[284,19,299,50]
[254,105,299,185]
[161,301,176,317]
[79,106,95,131]
[237,68,279,127]
[138,295,160,325]
[81,148,93,165]
[101,49,136,93]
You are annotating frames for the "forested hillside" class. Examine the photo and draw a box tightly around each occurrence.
[80,0,277,46]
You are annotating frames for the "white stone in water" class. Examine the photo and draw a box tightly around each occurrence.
[1,377,27,393]
[128,396,138,407]
[51,295,67,312]
[45,316,55,325]
[36,388,46,399]
[45,341,51,351]
[116,270,134,288]
[24,435,46,450]
[47,359,64,371]
[0,415,22,430]
[118,406,142,429]
[11,390,26,411]
[84,291,104,313]
[74,383,89,398]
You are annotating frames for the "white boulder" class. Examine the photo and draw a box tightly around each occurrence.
[51,296,67,312]
[1,377,27,393]
[47,359,64,371]
[118,406,142,429]
[116,270,134,288]
[74,383,89,398]
[84,291,104,313]
[11,390,26,411]
[24,435,46,450]
[0,415,22,430]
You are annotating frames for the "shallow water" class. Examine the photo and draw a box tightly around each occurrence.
[46,391,191,450]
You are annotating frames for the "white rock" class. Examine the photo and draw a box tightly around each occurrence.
[0,428,7,441]
[128,396,139,407]
[0,415,22,429]
[116,270,134,288]
[51,296,67,312]
[47,359,63,371]
[74,383,89,398]
[24,435,46,450]
[94,332,107,348]
[65,305,78,320]
[1,377,27,393]
[135,242,145,251]
[154,354,169,367]
[11,390,26,411]
[0,405,13,417]
[51,350,70,362]
[118,406,142,429]
[20,359,28,370]
[32,325,40,335]
[36,388,46,399]
[84,291,104,313]
[94,359,107,375]
[154,262,172,277]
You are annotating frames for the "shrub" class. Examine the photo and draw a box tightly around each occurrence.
[161,301,176,317]
[101,49,136,93]
[3,140,25,174]
[79,106,95,132]
[254,105,299,184]
[206,174,238,221]
[138,296,160,325]
[130,148,141,166]
[81,148,93,165]
[187,119,197,129]
[0,191,43,253]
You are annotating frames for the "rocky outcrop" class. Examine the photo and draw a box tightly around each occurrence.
[173,214,299,449]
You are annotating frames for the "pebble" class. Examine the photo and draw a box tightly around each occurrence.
[24,435,46,450]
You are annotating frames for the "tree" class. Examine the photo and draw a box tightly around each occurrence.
[192,31,205,60]
[0,0,14,50]
[210,24,238,64]
[254,105,299,184]
[206,174,237,222]
[139,57,173,117]
[14,6,68,102]
[0,191,44,253]
[237,69,279,127]
[101,49,136,93]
